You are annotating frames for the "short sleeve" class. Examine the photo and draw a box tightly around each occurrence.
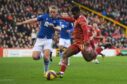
[37,14,44,21]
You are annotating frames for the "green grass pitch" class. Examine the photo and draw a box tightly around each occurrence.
[0,56,127,84]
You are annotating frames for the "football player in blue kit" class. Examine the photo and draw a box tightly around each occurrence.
[17,5,60,76]
[58,12,73,66]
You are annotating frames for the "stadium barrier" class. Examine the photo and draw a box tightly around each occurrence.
[3,48,33,57]
[72,1,127,35]
[1,48,127,57]
[2,48,56,57]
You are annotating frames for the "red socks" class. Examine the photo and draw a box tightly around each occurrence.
[60,62,67,73]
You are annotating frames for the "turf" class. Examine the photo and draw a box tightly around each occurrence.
[0,56,127,84]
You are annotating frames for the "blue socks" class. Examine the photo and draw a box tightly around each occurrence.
[43,59,50,73]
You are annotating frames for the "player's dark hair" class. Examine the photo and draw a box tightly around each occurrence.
[71,6,80,13]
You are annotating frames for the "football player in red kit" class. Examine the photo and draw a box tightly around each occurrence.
[88,23,105,64]
[57,6,96,78]
[93,23,104,62]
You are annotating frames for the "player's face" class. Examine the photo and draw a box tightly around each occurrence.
[49,9,58,18]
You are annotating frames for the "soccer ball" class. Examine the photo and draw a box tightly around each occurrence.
[45,70,57,80]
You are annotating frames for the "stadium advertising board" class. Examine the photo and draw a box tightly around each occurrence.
[2,48,125,57]
[3,49,32,57]
[3,48,57,57]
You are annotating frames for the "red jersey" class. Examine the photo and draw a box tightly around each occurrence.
[62,15,89,44]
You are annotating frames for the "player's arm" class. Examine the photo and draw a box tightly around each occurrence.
[48,23,61,31]
[17,14,45,25]
[16,18,37,25]
[78,17,90,42]
[54,26,61,31]
[79,16,88,31]
[50,19,62,31]
[60,16,75,22]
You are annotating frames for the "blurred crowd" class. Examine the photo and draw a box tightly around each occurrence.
[0,0,127,48]
[77,0,127,25]
[85,11,127,48]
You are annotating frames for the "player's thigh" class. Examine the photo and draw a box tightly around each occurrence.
[32,38,44,57]
[59,38,71,48]
[64,39,71,48]
[43,39,53,58]
[63,44,80,58]
[59,38,64,47]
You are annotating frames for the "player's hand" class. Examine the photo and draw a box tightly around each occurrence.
[48,23,54,27]
[66,30,71,33]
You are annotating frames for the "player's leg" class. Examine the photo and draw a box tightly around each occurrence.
[65,39,71,66]
[32,38,43,60]
[43,39,53,73]
[32,51,41,60]
[43,49,51,73]
[58,44,80,77]
[58,38,65,65]
[59,45,64,65]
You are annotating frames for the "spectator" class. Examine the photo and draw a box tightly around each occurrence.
[0,0,127,49]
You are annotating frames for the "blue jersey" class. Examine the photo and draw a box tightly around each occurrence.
[59,20,73,39]
[37,13,59,39]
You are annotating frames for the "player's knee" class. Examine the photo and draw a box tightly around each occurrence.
[32,53,40,60]
[43,52,50,60]
[32,52,41,60]
[43,55,49,61]
[32,55,40,60]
